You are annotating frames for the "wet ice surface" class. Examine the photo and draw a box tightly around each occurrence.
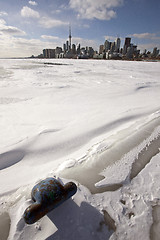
[0,59,160,240]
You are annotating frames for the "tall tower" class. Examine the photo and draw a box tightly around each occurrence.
[69,25,72,50]
[104,40,110,51]
[123,37,131,54]
[124,37,131,49]
[115,38,121,52]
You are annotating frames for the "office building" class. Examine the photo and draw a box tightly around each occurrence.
[123,37,131,54]
[104,40,110,51]
[99,45,104,54]
[43,49,55,58]
[115,38,121,52]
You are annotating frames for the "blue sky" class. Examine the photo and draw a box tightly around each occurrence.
[0,0,160,57]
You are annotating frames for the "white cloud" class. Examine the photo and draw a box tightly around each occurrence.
[55,10,62,14]
[0,19,6,26]
[138,43,160,52]
[131,32,160,40]
[39,16,68,28]
[28,1,38,6]
[0,18,26,36]
[104,35,124,41]
[72,37,98,50]
[0,26,26,36]
[59,4,69,10]
[41,35,60,41]
[0,11,8,17]
[0,34,60,58]
[105,35,117,41]
[21,6,40,18]
[20,6,68,29]
[69,0,124,20]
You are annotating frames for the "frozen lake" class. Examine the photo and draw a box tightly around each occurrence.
[0,59,160,240]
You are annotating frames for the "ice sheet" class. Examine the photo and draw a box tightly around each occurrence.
[0,59,160,240]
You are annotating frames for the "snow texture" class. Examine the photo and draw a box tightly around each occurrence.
[0,59,160,240]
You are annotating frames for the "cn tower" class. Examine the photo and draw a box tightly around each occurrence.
[69,25,72,50]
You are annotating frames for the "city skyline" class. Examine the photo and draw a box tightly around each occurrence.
[0,0,160,58]
[40,34,159,60]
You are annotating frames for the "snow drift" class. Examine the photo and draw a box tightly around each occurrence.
[0,59,160,240]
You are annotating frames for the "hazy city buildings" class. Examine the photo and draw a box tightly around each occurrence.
[42,26,95,59]
[99,37,141,60]
[43,49,55,58]
[152,47,159,58]
[36,26,160,61]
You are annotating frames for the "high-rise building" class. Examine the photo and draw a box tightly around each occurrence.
[88,47,94,58]
[69,25,72,50]
[66,41,69,51]
[115,38,121,52]
[104,40,110,51]
[99,45,104,54]
[124,37,131,48]
[72,44,76,54]
[63,43,66,52]
[55,47,62,55]
[77,44,81,55]
[152,47,159,57]
[43,49,55,58]
[110,42,115,52]
[126,45,133,59]
[123,37,131,54]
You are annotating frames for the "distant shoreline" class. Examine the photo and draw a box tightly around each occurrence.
[0,57,160,63]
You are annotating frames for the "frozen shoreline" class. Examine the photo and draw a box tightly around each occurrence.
[59,112,160,194]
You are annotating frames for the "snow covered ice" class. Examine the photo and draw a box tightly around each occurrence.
[0,58,160,240]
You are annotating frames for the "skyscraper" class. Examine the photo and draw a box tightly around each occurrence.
[123,37,131,54]
[104,40,110,51]
[99,45,104,54]
[66,41,69,51]
[110,42,115,53]
[63,43,66,52]
[124,37,131,48]
[115,38,121,52]
[69,25,72,50]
